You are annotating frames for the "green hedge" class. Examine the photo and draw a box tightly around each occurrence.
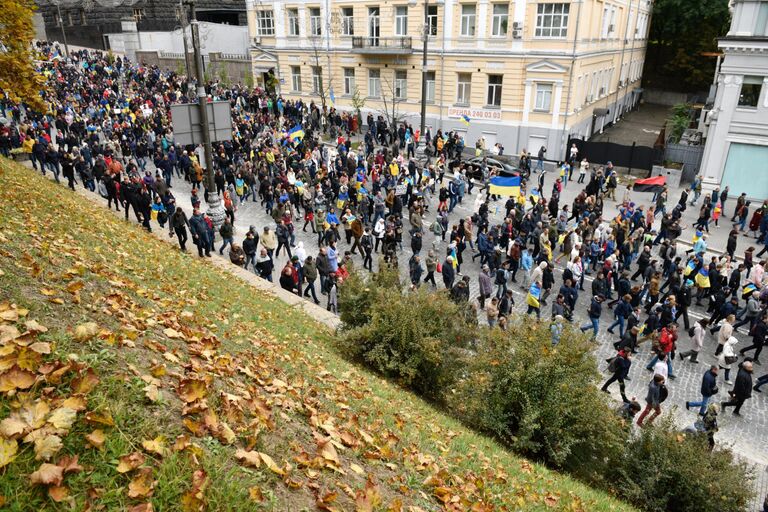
[336,269,754,511]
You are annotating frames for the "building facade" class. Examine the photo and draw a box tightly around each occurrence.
[247,0,650,157]
[699,0,768,200]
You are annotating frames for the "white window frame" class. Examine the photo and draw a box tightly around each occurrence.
[457,73,472,105]
[341,7,355,35]
[491,4,509,37]
[343,68,355,95]
[487,74,503,107]
[427,5,438,36]
[257,10,275,36]
[287,9,300,36]
[395,70,408,99]
[460,4,477,37]
[312,66,322,94]
[395,6,408,36]
[368,69,381,98]
[534,3,570,39]
[756,4,768,36]
[291,66,302,92]
[310,8,322,36]
[534,82,553,112]
[425,71,436,102]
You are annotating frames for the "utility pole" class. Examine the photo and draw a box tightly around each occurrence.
[419,0,429,145]
[55,2,70,58]
[186,0,225,226]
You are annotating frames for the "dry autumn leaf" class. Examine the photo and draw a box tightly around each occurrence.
[317,437,341,466]
[30,463,64,486]
[259,452,285,476]
[180,469,208,512]
[73,322,99,342]
[24,319,48,333]
[71,369,100,394]
[116,452,146,473]
[34,435,63,461]
[47,407,77,430]
[128,468,156,498]
[85,411,115,427]
[48,485,69,502]
[0,438,18,469]
[178,378,207,403]
[144,384,160,403]
[128,504,154,512]
[141,436,167,457]
[85,429,106,450]
[248,486,264,503]
[234,449,262,468]
[0,366,36,392]
[57,455,84,474]
[163,327,184,339]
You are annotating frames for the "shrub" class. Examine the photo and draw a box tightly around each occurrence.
[614,417,753,512]
[338,284,474,400]
[449,321,626,480]
[338,267,400,329]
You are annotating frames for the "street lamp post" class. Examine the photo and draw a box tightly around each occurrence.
[185,0,225,226]
[55,2,70,58]
[419,0,429,145]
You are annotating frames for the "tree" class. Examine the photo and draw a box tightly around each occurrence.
[378,74,406,134]
[309,40,330,111]
[642,0,731,93]
[0,0,47,111]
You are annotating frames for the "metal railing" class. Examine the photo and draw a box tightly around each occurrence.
[351,36,412,50]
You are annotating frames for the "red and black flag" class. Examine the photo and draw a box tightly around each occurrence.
[633,175,666,193]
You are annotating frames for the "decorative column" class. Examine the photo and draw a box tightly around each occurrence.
[700,74,741,190]
[551,82,563,128]
[522,80,532,124]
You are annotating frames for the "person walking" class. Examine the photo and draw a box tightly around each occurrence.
[601,349,632,403]
[685,366,719,416]
[579,295,604,337]
[718,336,740,384]
[679,318,709,363]
[637,374,666,427]
[721,361,754,416]
[739,313,766,364]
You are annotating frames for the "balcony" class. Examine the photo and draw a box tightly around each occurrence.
[351,36,413,55]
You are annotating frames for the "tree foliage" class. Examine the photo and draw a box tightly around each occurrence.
[643,0,731,93]
[0,0,47,111]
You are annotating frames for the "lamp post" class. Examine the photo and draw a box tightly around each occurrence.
[54,1,70,58]
[184,0,225,226]
[419,0,429,144]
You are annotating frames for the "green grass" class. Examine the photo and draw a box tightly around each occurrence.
[0,158,636,511]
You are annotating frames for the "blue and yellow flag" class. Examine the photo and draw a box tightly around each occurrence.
[489,175,521,197]
[684,259,697,277]
[460,114,471,126]
[695,267,710,288]
[329,88,336,107]
[742,282,758,299]
[288,125,304,141]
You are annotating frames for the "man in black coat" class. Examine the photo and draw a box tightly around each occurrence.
[721,361,753,416]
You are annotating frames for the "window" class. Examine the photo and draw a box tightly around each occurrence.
[287,9,300,36]
[291,66,302,92]
[457,73,472,105]
[368,7,380,41]
[535,3,569,38]
[427,5,438,36]
[67,11,74,26]
[80,9,86,25]
[312,66,322,94]
[341,7,354,35]
[395,6,408,36]
[343,68,355,95]
[534,83,553,111]
[487,74,503,107]
[756,4,768,36]
[492,4,509,37]
[738,76,763,107]
[460,5,476,37]
[310,7,322,36]
[133,8,145,21]
[257,10,275,36]
[426,71,436,102]
[395,70,407,99]
[368,69,381,98]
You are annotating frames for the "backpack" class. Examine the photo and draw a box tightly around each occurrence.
[658,384,669,403]
[495,268,506,285]
[607,356,620,373]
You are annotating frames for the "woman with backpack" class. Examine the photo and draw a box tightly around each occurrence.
[601,349,632,403]
[637,374,666,427]
[679,318,709,363]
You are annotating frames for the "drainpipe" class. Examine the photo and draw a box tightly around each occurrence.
[559,0,583,159]
[612,0,634,124]
[438,0,447,131]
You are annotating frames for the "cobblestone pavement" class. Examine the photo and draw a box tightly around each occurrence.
[28,156,768,508]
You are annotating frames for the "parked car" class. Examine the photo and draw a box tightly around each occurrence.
[464,157,527,181]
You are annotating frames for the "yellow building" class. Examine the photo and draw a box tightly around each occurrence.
[247,0,651,156]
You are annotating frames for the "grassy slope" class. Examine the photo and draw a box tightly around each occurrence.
[0,158,634,512]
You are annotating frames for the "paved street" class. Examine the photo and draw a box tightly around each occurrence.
[29,153,768,506]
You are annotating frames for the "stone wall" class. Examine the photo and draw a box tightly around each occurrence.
[136,51,251,85]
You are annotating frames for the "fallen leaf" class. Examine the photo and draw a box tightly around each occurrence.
[259,452,285,476]
[48,485,69,502]
[128,468,156,498]
[317,437,340,466]
[141,436,166,457]
[57,455,84,474]
[128,503,154,512]
[85,429,106,450]
[178,378,207,403]
[25,319,48,333]
[0,438,18,469]
[71,369,100,394]
[0,366,36,392]
[73,322,99,342]
[47,407,77,430]
[163,328,184,339]
[30,463,64,486]
[61,395,87,412]
[116,452,146,473]
[34,435,63,461]
[0,417,27,438]
[144,384,160,403]
[180,469,208,511]
[66,281,85,294]
[248,486,264,502]
[234,449,262,468]
[85,411,115,427]
[350,463,365,476]
[27,342,52,354]
[544,493,559,507]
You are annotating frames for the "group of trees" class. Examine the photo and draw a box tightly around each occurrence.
[0,0,47,111]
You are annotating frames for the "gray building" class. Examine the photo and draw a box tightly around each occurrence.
[699,0,768,199]
[36,0,246,50]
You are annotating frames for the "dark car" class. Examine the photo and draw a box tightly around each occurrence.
[464,156,526,181]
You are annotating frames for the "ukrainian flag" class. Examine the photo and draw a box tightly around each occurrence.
[288,125,305,141]
[695,267,710,288]
[489,176,521,197]
[742,282,758,299]
[684,259,697,277]
[460,115,471,126]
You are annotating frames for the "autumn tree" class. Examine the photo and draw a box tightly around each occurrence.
[0,0,47,111]
[642,0,731,93]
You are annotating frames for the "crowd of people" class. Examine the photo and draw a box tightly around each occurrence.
[3,43,768,439]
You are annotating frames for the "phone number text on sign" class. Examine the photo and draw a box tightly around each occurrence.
[448,107,502,121]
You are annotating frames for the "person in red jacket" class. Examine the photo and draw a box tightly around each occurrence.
[645,323,679,379]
